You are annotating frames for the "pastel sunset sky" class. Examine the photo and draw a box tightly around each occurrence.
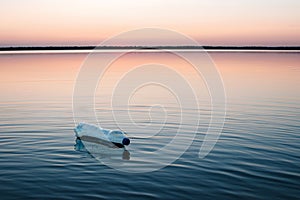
[0,0,299,46]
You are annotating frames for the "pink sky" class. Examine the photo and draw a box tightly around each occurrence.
[0,0,299,46]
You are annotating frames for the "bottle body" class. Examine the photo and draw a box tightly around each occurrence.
[74,123,107,140]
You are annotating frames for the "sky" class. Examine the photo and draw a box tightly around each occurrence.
[0,0,299,46]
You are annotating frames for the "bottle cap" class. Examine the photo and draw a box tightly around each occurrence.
[122,138,130,146]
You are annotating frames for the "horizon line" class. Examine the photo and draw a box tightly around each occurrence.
[0,45,300,51]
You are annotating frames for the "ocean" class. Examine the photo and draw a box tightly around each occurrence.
[0,50,299,199]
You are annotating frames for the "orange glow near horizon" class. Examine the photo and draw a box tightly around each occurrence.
[210,52,300,100]
[1,52,299,102]
[0,0,299,46]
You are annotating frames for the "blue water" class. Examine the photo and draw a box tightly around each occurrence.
[0,52,299,199]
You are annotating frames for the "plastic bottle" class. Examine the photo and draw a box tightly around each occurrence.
[74,123,130,146]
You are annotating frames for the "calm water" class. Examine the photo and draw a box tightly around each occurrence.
[0,51,299,199]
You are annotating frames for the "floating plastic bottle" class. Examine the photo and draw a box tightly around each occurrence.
[74,123,130,147]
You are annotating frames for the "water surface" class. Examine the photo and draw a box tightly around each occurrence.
[0,51,299,199]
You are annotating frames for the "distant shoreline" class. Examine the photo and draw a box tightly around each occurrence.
[0,46,299,51]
